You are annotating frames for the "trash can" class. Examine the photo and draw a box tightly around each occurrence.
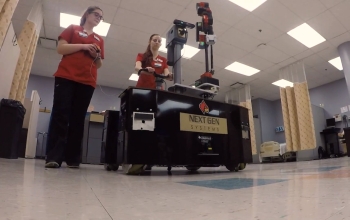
[0,99,26,159]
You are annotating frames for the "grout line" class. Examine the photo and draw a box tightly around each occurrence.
[83,175,114,220]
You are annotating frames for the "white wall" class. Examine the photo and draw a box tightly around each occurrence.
[26,75,124,133]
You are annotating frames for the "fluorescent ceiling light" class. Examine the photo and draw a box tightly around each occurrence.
[228,0,267,12]
[60,13,111,37]
[159,38,200,59]
[272,79,293,88]
[287,23,326,48]
[225,62,260,76]
[328,57,343,71]
[129,73,139,81]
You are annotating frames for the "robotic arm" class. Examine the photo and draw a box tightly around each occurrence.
[196,2,216,78]
[166,2,219,98]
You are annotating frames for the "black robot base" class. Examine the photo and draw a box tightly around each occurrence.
[113,87,253,174]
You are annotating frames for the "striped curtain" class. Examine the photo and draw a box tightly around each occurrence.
[9,0,42,102]
[0,0,19,47]
[279,61,316,151]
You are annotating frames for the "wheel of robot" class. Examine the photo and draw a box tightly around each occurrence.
[238,163,246,170]
[225,164,240,172]
[104,164,119,171]
[282,154,287,162]
[104,164,111,171]
[185,166,201,171]
[122,164,145,175]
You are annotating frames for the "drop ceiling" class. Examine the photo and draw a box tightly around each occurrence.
[11,0,349,101]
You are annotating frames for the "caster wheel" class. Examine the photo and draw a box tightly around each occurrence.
[111,164,119,171]
[104,164,112,171]
[225,164,239,172]
[238,163,246,170]
[185,166,201,171]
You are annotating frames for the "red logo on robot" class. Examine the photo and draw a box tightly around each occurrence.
[199,100,209,114]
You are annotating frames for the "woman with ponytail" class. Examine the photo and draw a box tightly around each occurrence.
[135,34,173,89]
[45,6,105,169]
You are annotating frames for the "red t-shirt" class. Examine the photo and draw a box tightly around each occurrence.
[135,53,168,89]
[53,24,105,88]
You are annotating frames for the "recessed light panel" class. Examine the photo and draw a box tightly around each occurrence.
[328,57,343,71]
[228,0,267,12]
[60,13,111,37]
[287,23,326,48]
[225,62,260,76]
[272,79,294,88]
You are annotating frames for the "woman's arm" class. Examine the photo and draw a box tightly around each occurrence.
[56,39,95,56]
[135,61,154,73]
[95,57,102,69]
[163,68,173,81]
[135,61,143,72]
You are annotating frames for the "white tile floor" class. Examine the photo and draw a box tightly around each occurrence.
[1,158,350,220]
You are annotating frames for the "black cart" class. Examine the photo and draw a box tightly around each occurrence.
[112,87,252,173]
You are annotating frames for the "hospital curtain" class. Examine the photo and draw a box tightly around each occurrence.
[279,61,316,152]
[9,0,42,102]
[225,85,257,155]
[0,0,19,47]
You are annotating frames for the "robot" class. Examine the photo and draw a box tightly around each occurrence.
[104,2,253,175]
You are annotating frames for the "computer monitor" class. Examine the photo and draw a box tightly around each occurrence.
[326,118,336,128]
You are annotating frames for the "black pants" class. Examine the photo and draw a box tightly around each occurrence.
[46,77,95,165]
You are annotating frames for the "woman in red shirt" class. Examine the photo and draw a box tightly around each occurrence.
[135,34,173,89]
[45,6,105,169]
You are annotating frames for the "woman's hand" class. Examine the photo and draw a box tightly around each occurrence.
[146,67,155,73]
[83,44,99,58]
[167,73,174,81]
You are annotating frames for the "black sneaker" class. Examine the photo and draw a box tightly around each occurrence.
[45,161,60,168]
[66,163,80,169]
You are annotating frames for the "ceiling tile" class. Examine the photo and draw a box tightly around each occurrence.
[310,41,333,54]
[113,8,170,36]
[308,10,347,40]
[94,0,121,7]
[303,53,325,67]
[269,34,308,56]
[203,0,249,26]
[330,0,350,31]
[234,13,284,43]
[166,0,192,7]
[317,46,339,61]
[212,40,249,62]
[320,0,344,9]
[59,0,118,23]
[329,32,350,48]
[252,0,303,33]
[312,61,338,73]
[278,0,326,20]
[238,53,275,71]
[277,57,298,68]
[293,49,315,61]
[220,28,263,52]
[212,20,231,38]
[119,0,183,23]
[252,44,290,64]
